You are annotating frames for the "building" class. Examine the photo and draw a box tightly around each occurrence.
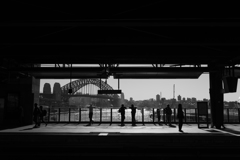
[156,94,160,102]
[177,95,182,101]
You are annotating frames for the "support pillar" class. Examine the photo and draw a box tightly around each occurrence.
[209,65,224,129]
[0,77,40,127]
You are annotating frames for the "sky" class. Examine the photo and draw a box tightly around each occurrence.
[39,73,240,102]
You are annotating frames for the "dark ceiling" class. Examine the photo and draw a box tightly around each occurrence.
[1,1,240,79]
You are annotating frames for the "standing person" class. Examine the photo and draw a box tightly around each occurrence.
[156,108,161,124]
[33,103,40,128]
[165,104,172,126]
[129,104,137,126]
[177,103,184,132]
[119,104,127,126]
[88,104,95,125]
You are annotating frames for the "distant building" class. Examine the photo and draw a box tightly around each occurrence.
[130,97,133,102]
[182,97,186,101]
[187,98,191,102]
[203,98,208,102]
[121,93,125,100]
[192,97,197,103]
[156,94,160,102]
[53,82,61,101]
[177,95,182,101]
[43,83,51,94]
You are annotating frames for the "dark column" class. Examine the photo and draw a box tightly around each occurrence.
[0,77,40,126]
[209,65,224,129]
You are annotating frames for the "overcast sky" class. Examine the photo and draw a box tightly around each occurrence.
[40,73,239,102]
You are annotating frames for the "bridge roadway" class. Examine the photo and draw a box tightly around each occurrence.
[1,124,240,159]
[40,93,118,99]
[66,94,117,99]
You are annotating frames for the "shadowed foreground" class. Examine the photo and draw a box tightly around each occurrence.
[1,124,240,159]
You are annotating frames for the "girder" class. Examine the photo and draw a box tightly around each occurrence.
[61,79,113,95]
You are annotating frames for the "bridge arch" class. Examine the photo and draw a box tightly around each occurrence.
[61,79,113,95]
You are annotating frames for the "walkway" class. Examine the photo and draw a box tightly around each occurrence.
[1,123,240,136]
[1,124,240,159]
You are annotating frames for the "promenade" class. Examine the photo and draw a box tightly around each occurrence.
[1,123,240,136]
[1,123,240,159]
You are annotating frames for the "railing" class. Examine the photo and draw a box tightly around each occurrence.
[43,108,240,124]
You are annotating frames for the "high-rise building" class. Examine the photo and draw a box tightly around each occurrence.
[156,94,160,102]
[53,82,61,101]
[43,83,51,94]
[121,92,125,100]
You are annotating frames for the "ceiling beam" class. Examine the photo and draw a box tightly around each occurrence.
[9,66,217,73]
[1,19,240,27]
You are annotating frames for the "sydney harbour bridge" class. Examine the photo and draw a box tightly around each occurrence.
[40,78,123,108]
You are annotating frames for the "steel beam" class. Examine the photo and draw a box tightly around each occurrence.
[1,19,240,27]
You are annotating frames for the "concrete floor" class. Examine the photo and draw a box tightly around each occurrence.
[1,123,240,159]
[1,123,240,136]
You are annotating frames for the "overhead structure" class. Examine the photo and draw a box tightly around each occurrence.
[1,1,240,78]
[0,1,240,129]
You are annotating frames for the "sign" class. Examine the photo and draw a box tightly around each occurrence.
[197,101,209,128]
[98,90,122,94]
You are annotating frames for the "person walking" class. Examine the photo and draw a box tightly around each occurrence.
[177,103,184,132]
[165,104,172,126]
[33,103,40,128]
[156,108,161,124]
[119,104,127,126]
[88,104,95,126]
[129,104,137,126]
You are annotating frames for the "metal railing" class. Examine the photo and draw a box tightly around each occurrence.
[43,108,240,124]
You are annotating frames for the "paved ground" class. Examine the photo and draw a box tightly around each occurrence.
[1,123,240,136]
[1,123,240,159]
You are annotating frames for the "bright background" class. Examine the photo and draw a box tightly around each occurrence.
[40,73,240,102]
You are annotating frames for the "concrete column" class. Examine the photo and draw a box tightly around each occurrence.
[209,65,224,129]
[0,77,40,126]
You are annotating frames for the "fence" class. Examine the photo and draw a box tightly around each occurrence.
[44,108,240,124]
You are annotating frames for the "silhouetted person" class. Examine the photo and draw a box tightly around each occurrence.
[33,103,40,128]
[88,104,95,125]
[177,104,184,132]
[129,104,137,126]
[119,104,127,126]
[165,105,172,126]
[156,108,161,124]
[39,106,47,126]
